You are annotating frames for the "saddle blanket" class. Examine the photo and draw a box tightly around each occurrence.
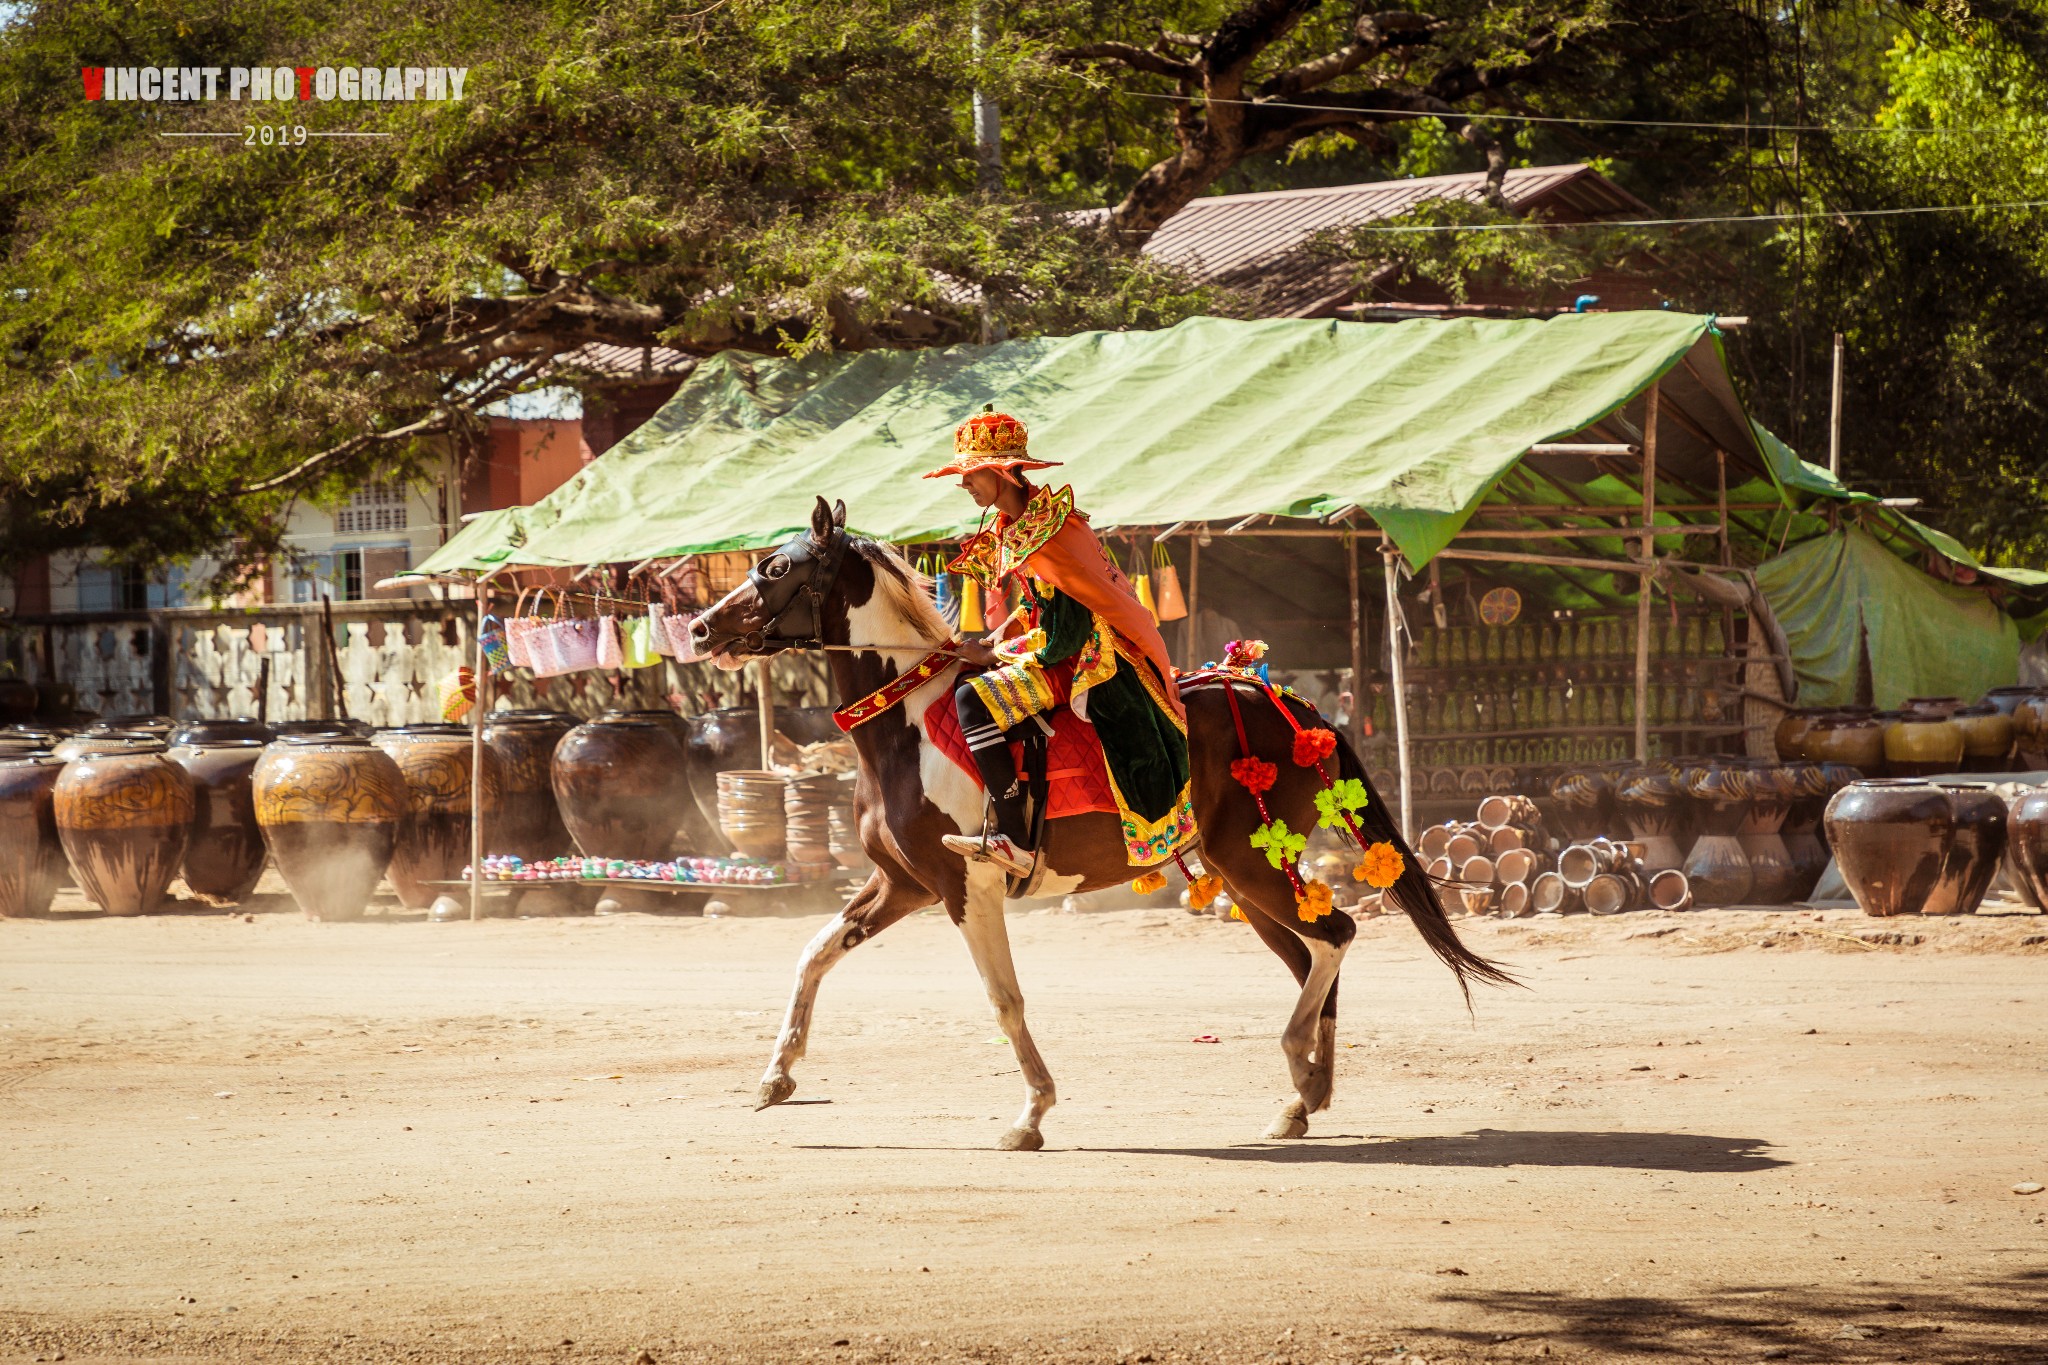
[922,689,1120,820]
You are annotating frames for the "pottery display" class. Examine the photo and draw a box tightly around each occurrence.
[553,716,692,861]
[1681,760,1752,905]
[1949,703,2015,772]
[84,714,175,740]
[1881,710,1964,778]
[482,710,577,862]
[0,753,65,917]
[168,736,269,903]
[718,770,789,860]
[1823,778,2006,918]
[252,735,407,921]
[1777,762,1833,900]
[52,738,194,915]
[1799,709,1887,773]
[0,678,38,724]
[1547,769,1614,843]
[168,717,273,747]
[1924,783,2008,915]
[1735,763,1799,903]
[1614,766,1685,872]
[784,773,848,864]
[271,719,371,739]
[372,725,505,910]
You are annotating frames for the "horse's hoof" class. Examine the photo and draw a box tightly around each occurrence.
[996,1126,1045,1151]
[1265,1101,1310,1140]
[755,1075,797,1110]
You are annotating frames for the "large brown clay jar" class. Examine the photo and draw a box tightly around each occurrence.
[1924,783,2007,915]
[1774,708,1821,763]
[168,737,269,903]
[553,717,691,861]
[1802,709,1887,773]
[0,753,64,917]
[2006,789,2048,907]
[168,717,272,748]
[253,736,406,921]
[1882,712,1964,777]
[53,738,194,915]
[601,709,721,856]
[482,710,577,862]
[372,725,505,910]
[1949,704,2015,772]
[1824,779,1953,917]
[2010,697,2048,769]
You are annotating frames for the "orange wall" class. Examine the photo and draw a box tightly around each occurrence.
[466,418,593,515]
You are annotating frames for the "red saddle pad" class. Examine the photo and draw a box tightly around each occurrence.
[923,689,1120,820]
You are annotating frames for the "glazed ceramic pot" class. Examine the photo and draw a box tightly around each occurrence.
[271,719,367,739]
[1922,782,2007,915]
[2006,789,2048,908]
[1882,711,1965,778]
[167,717,273,748]
[1801,709,1887,773]
[1902,696,1963,720]
[371,725,505,910]
[52,738,194,915]
[2015,696,2048,769]
[1774,708,1822,763]
[252,736,406,921]
[482,710,577,862]
[1614,766,1685,872]
[1731,763,1797,904]
[168,737,269,903]
[1824,778,1988,917]
[1547,769,1614,843]
[1777,762,1832,900]
[0,678,39,724]
[1949,704,2015,772]
[85,714,175,740]
[0,753,64,917]
[1679,760,1751,904]
[718,770,790,861]
[553,716,691,861]
[1979,685,2045,718]
[600,709,721,856]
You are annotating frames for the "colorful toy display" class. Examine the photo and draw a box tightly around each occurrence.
[466,852,839,886]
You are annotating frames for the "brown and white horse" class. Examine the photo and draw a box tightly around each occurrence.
[693,498,1510,1149]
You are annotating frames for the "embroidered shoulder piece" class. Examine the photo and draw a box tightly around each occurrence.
[946,485,1075,587]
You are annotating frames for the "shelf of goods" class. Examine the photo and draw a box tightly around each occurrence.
[466,853,847,891]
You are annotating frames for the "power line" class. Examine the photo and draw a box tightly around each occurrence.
[1346,199,2048,233]
[1120,87,2027,136]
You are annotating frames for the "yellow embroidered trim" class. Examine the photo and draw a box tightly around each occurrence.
[947,485,1074,588]
[968,660,1058,730]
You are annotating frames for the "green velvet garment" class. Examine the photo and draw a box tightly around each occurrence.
[1030,586,1190,822]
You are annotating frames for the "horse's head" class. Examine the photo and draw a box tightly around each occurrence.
[691,496,850,671]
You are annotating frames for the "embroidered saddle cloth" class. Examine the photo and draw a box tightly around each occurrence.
[923,673,1121,822]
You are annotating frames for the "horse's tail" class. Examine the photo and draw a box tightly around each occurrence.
[1326,719,1521,1005]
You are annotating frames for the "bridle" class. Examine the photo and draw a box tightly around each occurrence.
[726,526,851,655]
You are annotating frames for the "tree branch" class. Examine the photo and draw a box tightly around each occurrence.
[1053,41,1199,82]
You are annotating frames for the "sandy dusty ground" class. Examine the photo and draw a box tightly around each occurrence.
[4,889,2047,1365]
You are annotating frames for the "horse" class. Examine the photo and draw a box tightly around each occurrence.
[692,497,1511,1150]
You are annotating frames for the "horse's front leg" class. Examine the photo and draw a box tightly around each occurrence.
[758,869,930,1109]
[955,860,1057,1150]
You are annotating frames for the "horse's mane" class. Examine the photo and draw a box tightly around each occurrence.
[853,539,952,647]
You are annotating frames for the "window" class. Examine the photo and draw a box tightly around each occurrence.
[76,563,182,610]
[334,482,408,535]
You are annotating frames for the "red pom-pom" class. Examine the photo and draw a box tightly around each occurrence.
[1292,727,1338,767]
[1230,756,1278,795]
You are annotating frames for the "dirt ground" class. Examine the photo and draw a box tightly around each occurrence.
[4,887,2047,1365]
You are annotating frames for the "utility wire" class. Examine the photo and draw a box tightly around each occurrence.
[1120,87,2027,136]
[1345,199,2048,233]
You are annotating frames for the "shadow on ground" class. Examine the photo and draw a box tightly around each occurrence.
[1100,1127,1787,1171]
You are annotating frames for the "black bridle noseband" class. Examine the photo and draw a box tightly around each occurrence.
[726,527,850,655]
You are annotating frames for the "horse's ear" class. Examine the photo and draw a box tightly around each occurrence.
[809,496,834,545]
[832,499,847,531]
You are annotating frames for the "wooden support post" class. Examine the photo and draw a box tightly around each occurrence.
[1635,384,1660,763]
[1347,532,1364,747]
[1380,538,1414,840]
[1829,332,1845,478]
[1182,534,1201,672]
[756,658,776,771]
[469,577,489,924]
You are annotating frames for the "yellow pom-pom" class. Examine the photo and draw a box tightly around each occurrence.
[1189,872,1224,909]
[1359,841,1405,890]
[1295,879,1335,923]
[1130,870,1168,895]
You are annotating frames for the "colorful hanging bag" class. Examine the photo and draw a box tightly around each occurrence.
[620,615,662,669]
[478,614,512,674]
[438,665,477,723]
[1152,541,1189,621]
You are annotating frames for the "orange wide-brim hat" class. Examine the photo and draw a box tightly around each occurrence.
[923,404,1063,479]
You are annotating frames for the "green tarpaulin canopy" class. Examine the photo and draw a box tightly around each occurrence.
[415,311,1758,576]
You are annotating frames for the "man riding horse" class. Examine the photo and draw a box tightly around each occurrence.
[932,406,1195,880]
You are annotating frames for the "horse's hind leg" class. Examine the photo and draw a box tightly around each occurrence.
[1218,860,1355,1138]
[758,867,932,1110]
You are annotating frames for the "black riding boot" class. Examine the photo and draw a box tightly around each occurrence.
[955,681,1031,846]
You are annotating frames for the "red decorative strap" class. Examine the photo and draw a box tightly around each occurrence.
[833,649,958,732]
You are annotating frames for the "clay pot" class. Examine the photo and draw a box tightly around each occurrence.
[1583,870,1642,915]
[168,717,273,747]
[2016,696,2048,768]
[1949,704,2015,772]
[271,719,368,739]
[1497,881,1532,917]
[1530,870,1578,914]
[0,753,65,917]
[1476,794,1540,832]
[1558,839,1633,889]
[682,708,765,854]
[1614,766,1684,872]
[482,710,577,862]
[1823,778,2000,918]
[253,736,407,921]
[1683,833,1752,906]
[1924,783,2007,916]
[2006,789,2048,908]
[601,709,720,856]
[827,803,869,871]
[1738,763,1793,834]
[1882,712,1964,778]
[1547,769,1613,843]
[85,714,174,740]
[1683,759,1752,837]
[1801,709,1887,773]
[719,770,790,861]
[784,773,847,865]
[0,678,39,724]
[53,738,194,915]
[372,726,505,910]
[1774,708,1821,763]
[553,716,691,861]
[1901,696,1963,720]
[168,737,269,904]
[1979,685,2045,719]
[1646,868,1693,912]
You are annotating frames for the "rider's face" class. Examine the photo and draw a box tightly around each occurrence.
[959,468,1006,508]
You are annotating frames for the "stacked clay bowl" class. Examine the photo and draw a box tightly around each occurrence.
[783,774,844,865]
[252,735,407,921]
[53,736,195,915]
[717,770,788,861]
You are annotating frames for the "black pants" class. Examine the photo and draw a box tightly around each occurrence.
[954,679,1030,845]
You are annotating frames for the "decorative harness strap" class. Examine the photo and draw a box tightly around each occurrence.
[832,648,959,732]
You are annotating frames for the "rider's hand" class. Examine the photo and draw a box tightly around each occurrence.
[952,638,1004,669]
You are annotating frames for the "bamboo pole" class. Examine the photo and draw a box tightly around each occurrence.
[1829,332,1845,477]
[469,575,489,924]
[1635,384,1660,763]
[1380,538,1413,840]
[1183,534,1201,672]
[756,657,775,771]
[1347,532,1364,748]
[1431,547,1658,575]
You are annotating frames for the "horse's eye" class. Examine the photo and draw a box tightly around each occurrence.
[760,555,790,580]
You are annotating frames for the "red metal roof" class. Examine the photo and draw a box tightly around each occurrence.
[1140,164,1653,317]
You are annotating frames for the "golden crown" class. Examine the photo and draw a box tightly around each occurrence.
[955,404,1029,456]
